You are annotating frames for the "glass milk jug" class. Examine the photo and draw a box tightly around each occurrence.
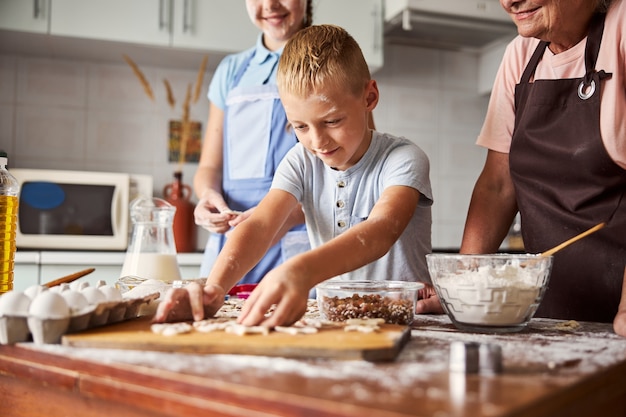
[120,197,182,281]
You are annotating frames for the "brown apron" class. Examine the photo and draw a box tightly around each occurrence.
[509,13,626,323]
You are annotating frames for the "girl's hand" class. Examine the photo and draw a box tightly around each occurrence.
[194,190,240,234]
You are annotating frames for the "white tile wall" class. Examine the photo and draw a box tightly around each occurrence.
[0,55,16,159]
[16,57,87,106]
[0,55,16,101]
[0,104,13,157]
[373,44,490,247]
[0,43,491,249]
[15,105,86,163]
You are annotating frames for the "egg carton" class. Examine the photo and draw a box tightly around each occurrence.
[0,289,159,345]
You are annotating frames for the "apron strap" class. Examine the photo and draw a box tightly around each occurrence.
[580,12,612,97]
[520,13,612,97]
[519,41,548,84]
[230,50,256,90]
[584,13,607,83]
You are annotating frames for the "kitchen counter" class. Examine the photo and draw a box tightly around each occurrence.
[13,251,205,291]
[1,315,626,417]
[15,251,205,265]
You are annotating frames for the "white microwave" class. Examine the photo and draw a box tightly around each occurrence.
[10,169,153,250]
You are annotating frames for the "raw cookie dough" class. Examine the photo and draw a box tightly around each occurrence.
[151,322,193,336]
[552,320,581,331]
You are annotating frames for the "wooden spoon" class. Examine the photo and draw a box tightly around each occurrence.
[541,222,605,257]
[43,268,96,288]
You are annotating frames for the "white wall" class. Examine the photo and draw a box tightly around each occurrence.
[0,43,490,249]
[374,44,490,248]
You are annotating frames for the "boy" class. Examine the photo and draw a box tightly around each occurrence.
[155,24,432,327]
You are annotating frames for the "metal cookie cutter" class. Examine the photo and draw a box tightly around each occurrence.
[449,341,502,374]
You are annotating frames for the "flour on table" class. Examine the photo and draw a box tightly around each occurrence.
[294,318,343,329]
[193,318,235,333]
[151,300,351,336]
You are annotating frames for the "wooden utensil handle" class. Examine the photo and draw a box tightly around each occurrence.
[541,223,605,257]
[43,268,96,288]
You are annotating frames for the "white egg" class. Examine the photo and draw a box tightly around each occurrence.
[24,285,48,300]
[28,291,70,319]
[99,285,123,302]
[60,290,90,315]
[70,281,90,291]
[81,287,106,305]
[49,283,71,293]
[0,291,31,317]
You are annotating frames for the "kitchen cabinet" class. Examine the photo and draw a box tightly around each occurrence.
[50,0,383,66]
[12,265,39,293]
[0,0,50,33]
[49,0,259,53]
[314,0,384,72]
[14,251,204,288]
[13,252,40,293]
[383,0,516,51]
[1,0,383,71]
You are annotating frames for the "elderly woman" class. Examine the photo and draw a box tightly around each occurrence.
[418,0,626,336]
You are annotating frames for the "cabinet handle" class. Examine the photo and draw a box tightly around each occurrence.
[372,1,382,52]
[158,0,169,31]
[33,0,41,19]
[183,0,192,33]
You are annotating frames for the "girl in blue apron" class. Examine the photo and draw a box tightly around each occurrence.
[195,1,312,284]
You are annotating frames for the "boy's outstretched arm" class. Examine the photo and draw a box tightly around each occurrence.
[239,185,420,327]
[154,189,298,323]
[207,189,299,290]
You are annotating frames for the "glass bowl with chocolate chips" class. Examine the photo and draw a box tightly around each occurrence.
[315,280,424,325]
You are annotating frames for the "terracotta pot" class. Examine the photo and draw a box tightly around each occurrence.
[163,171,196,253]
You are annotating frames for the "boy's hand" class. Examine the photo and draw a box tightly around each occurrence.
[237,266,311,327]
[153,282,226,323]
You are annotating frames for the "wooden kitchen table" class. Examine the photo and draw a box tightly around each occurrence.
[1,315,626,417]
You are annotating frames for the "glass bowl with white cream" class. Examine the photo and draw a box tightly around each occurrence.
[426,254,553,333]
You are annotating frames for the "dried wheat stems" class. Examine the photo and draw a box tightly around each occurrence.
[122,54,155,101]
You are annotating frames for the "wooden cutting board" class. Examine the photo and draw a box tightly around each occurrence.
[62,316,411,362]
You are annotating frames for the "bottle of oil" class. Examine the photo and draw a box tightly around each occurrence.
[0,152,19,294]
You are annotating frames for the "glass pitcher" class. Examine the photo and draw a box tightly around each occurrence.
[120,197,182,281]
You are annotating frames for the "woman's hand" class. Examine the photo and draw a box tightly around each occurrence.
[153,282,226,323]
[415,283,445,314]
[614,310,626,337]
[614,268,626,337]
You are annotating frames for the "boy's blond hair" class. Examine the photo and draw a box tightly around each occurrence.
[277,24,371,99]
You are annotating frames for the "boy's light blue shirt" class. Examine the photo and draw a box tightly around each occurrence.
[272,131,434,283]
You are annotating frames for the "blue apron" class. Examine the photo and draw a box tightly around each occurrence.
[200,51,309,284]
